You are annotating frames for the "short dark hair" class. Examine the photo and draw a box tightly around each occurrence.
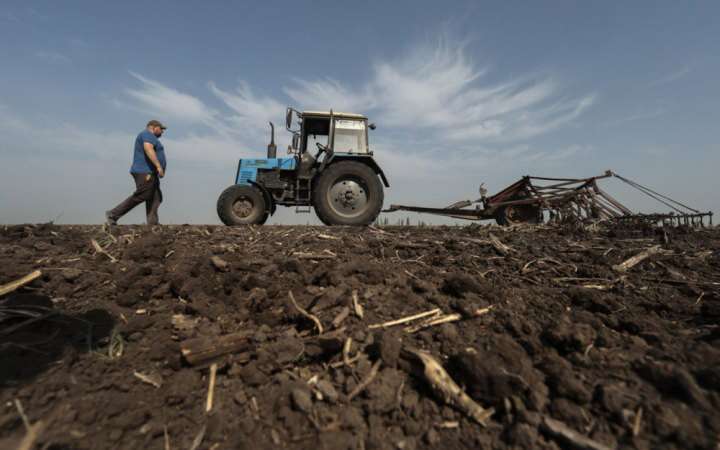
[146,120,166,129]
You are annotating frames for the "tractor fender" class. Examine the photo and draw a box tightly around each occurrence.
[325,155,390,187]
[248,180,277,215]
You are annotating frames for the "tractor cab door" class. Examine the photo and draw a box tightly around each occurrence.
[301,116,331,156]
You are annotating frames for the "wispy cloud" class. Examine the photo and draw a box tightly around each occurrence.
[119,73,292,148]
[649,65,691,87]
[0,104,31,134]
[511,144,591,163]
[68,37,93,49]
[209,81,290,143]
[1,7,48,24]
[601,107,665,127]
[125,72,219,127]
[0,11,20,23]
[34,51,71,64]
[0,105,128,160]
[285,39,595,143]
[284,78,375,113]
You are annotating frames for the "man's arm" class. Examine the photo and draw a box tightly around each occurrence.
[143,142,165,177]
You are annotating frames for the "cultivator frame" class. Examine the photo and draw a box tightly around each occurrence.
[385,170,713,226]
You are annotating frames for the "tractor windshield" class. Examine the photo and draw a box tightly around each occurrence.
[333,119,368,154]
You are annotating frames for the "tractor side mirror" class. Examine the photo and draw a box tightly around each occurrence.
[286,107,302,132]
[286,108,293,130]
[368,123,376,130]
[291,133,299,150]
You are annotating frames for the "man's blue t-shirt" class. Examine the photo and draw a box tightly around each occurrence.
[130,129,166,174]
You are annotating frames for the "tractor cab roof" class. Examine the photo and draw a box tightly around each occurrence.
[301,110,367,120]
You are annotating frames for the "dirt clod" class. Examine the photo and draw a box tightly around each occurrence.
[291,387,313,412]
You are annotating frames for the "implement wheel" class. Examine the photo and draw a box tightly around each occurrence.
[217,185,268,225]
[495,204,541,226]
[313,161,384,226]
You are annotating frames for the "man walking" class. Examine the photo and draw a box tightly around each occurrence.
[106,120,167,225]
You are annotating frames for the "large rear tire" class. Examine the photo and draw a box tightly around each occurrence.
[313,161,384,226]
[217,185,269,225]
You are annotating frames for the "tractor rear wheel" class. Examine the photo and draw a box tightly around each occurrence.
[313,161,384,226]
[217,185,269,225]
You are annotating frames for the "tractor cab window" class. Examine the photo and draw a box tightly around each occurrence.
[301,117,330,153]
[305,133,328,152]
[333,119,368,154]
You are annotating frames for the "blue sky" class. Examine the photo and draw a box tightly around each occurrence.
[0,1,718,224]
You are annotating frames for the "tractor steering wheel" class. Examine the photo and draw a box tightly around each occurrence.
[315,142,331,159]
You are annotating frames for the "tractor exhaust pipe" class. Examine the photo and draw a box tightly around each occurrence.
[267,122,277,158]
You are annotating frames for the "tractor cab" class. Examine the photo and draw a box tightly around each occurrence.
[286,108,374,157]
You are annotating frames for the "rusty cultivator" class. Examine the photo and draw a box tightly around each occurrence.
[384,170,713,227]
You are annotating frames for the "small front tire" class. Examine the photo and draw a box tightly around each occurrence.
[217,185,269,225]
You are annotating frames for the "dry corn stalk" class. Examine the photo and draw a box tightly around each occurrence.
[403,348,494,426]
[0,270,42,297]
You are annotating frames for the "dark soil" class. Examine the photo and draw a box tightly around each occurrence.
[1,222,719,449]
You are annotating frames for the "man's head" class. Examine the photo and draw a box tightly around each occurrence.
[146,120,166,137]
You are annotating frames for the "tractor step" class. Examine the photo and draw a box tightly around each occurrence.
[296,178,312,202]
[295,206,312,213]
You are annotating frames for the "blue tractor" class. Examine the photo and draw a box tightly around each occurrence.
[217,107,389,226]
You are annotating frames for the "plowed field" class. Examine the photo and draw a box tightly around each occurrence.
[1,223,719,449]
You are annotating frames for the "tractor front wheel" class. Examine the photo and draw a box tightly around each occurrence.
[217,185,269,225]
[313,162,384,226]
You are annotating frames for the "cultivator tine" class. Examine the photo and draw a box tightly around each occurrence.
[613,211,713,228]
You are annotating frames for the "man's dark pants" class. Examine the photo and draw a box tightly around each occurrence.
[108,172,162,225]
